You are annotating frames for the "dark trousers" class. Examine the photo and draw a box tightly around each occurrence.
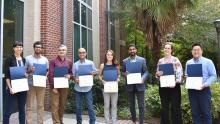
[188,88,212,124]
[159,84,182,124]
[127,91,145,124]
[3,90,27,124]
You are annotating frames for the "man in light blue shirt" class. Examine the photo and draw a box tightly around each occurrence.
[185,43,217,124]
[72,48,97,124]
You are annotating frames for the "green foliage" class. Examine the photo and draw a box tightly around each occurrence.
[144,83,220,124]
[171,0,220,69]
[145,85,161,117]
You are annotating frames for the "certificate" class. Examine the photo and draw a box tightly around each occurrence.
[185,64,203,90]
[159,64,176,87]
[54,67,69,88]
[160,75,176,87]
[33,63,47,87]
[104,81,118,93]
[33,75,47,87]
[54,77,69,88]
[79,75,93,87]
[11,79,29,93]
[10,67,29,93]
[186,77,203,90]
[103,69,118,81]
[127,73,142,84]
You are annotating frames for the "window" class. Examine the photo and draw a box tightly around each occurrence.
[73,0,93,61]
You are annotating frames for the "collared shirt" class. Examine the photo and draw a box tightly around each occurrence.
[48,56,72,88]
[72,59,97,92]
[157,56,183,83]
[185,56,217,87]
[25,54,49,85]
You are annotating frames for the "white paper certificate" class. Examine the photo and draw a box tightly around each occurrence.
[79,75,93,87]
[11,78,29,93]
[127,73,142,84]
[33,75,47,87]
[186,77,203,90]
[104,81,118,93]
[54,77,69,88]
[160,75,176,87]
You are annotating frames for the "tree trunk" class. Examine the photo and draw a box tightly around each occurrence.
[151,19,162,71]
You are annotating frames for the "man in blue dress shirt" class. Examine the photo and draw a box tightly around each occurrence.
[122,44,148,124]
[72,48,97,124]
[185,43,217,124]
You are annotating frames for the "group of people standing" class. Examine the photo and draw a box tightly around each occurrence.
[3,41,217,124]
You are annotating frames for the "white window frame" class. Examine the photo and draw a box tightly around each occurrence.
[73,0,93,57]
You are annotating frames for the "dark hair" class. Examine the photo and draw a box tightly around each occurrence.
[128,44,136,49]
[192,43,203,49]
[12,41,23,48]
[33,41,43,48]
[104,49,119,66]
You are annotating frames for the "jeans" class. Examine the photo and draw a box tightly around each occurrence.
[103,92,118,124]
[188,88,212,124]
[75,90,96,124]
[3,90,27,124]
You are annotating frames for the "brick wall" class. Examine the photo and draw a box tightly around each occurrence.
[99,0,107,63]
[41,0,73,111]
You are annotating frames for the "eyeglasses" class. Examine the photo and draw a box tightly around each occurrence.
[34,46,42,48]
[78,52,86,54]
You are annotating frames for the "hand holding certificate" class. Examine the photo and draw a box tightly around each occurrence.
[126,62,142,84]
[10,66,29,93]
[185,64,203,90]
[53,67,69,88]
[33,63,47,87]
[78,64,94,87]
[103,69,118,92]
[158,63,176,87]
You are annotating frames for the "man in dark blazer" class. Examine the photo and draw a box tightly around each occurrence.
[122,44,148,124]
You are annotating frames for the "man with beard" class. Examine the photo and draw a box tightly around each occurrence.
[25,41,49,124]
[122,44,148,124]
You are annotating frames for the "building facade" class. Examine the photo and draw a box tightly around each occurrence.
[0,0,123,121]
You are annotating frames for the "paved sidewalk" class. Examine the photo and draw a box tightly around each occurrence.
[5,111,153,124]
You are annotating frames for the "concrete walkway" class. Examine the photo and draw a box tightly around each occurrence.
[5,111,155,124]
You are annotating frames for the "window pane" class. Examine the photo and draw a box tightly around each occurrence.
[74,0,79,23]
[111,25,115,51]
[74,24,80,61]
[87,8,92,29]
[82,0,92,6]
[81,27,87,51]
[81,5,86,26]
[88,30,93,60]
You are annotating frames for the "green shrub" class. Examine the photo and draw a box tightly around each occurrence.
[145,85,161,118]
[145,83,220,124]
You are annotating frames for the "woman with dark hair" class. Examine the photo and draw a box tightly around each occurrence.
[3,41,27,124]
[99,50,120,124]
[155,42,183,124]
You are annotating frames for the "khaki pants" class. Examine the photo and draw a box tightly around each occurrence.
[26,86,46,124]
[51,88,69,124]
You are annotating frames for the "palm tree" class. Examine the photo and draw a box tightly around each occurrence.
[113,0,198,69]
